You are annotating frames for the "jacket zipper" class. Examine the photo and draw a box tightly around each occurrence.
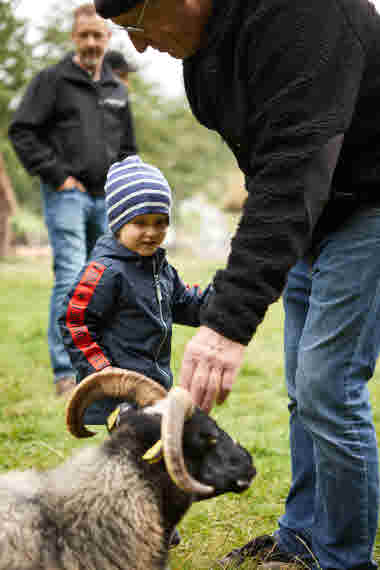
[152,258,170,380]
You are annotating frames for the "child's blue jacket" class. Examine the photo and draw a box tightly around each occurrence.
[59,232,211,424]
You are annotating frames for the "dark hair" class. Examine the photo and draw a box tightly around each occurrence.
[104,50,138,74]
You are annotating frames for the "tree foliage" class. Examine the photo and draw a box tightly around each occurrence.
[0,0,41,211]
[2,1,238,215]
[0,0,31,135]
[128,73,237,213]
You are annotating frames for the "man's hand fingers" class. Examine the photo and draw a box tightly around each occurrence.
[179,326,246,412]
[190,358,211,410]
[57,176,86,193]
[217,367,235,405]
[179,349,197,392]
[200,365,222,413]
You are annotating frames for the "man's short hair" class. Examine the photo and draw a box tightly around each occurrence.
[73,3,103,30]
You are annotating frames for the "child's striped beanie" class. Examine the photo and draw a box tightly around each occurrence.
[105,155,172,234]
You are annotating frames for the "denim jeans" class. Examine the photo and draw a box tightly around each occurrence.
[41,183,107,382]
[275,205,380,569]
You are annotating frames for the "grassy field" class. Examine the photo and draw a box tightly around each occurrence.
[1,251,380,569]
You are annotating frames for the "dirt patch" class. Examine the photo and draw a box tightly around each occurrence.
[14,245,51,258]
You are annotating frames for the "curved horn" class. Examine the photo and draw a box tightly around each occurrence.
[161,387,214,496]
[66,368,167,438]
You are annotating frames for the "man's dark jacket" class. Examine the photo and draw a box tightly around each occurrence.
[59,233,210,423]
[9,53,137,195]
[183,0,380,345]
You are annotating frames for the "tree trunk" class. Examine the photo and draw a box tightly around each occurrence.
[0,152,17,258]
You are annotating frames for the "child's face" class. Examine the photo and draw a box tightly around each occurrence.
[118,213,169,256]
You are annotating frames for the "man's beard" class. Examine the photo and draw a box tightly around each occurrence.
[79,51,102,74]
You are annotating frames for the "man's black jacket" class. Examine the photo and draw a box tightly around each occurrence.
[183,0,380,344]
[9,53,137,195]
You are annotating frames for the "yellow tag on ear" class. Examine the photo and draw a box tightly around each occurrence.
[107,406,120,432]
[142,439,163,464]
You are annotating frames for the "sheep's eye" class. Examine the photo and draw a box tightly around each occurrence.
[208,437,217,446]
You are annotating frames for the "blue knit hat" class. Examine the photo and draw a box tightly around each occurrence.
[105,155,172,234]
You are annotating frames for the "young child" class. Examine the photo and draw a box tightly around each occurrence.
[59,154,211,426]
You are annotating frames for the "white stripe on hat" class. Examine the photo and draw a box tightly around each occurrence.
[107,162,162,180]
[107,163,163,178]
[107,188,171,214]
[105,177,169,202]
[109,201,171,229]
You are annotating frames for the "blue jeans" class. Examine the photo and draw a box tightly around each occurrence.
[41,183,107,383]
[275,205,380,569]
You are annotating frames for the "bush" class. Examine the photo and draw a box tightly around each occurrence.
[11,208,48,246]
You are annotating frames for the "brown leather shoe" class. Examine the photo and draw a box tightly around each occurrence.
[55,376,76,397]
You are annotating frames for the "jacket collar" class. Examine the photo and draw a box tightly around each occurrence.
[60,52,119,87]
[94,233,167,266]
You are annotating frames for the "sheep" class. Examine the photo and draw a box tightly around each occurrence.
[0,368,256,570]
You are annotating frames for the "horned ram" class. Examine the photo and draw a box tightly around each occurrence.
[0,368,256,570]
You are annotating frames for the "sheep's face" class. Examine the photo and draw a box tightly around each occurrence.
[115,405,255,498]
[107,391,256,498]
[182,409,256,499]
[67,370,255,497]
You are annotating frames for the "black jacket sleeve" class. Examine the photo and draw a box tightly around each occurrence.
[8,68,67,188]
[59,260,120,379]
[202,0,365,344]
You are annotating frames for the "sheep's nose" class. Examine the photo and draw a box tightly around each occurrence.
[236,479,251,490]
[236,464,256,490]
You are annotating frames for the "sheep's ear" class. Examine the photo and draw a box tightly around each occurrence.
[142,439,164,464]
[107,402,137,433]
[107,406,121,432]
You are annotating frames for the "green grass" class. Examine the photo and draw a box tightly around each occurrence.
[1,252,380,569]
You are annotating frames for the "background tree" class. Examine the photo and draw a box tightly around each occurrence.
[0,0,40,214]
[2,1,238,220]
[0,0,30,134]
[128,72,237,212]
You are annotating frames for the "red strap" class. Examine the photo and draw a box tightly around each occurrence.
[66,261,111,370]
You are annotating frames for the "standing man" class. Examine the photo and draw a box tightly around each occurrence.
[9,3,137,397]
[94,0,380,569]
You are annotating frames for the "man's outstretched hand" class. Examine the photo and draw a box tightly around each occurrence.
[179,326,246,413]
